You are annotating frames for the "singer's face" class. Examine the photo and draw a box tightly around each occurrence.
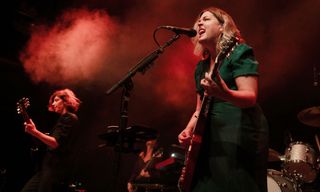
[197,11,223,48]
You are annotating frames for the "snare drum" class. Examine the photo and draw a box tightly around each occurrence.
[283,141,318,183]
[267,169,299,192]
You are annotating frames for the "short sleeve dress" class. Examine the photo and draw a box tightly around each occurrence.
[192,44,269,192]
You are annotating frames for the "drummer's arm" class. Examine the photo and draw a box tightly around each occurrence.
[127,182,134,192]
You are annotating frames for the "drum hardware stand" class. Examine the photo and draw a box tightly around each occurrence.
[315,134,320,152]
[105,33,181,192]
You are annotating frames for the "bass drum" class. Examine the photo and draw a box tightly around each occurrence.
[267,169,300,192]
[283,141,318,183]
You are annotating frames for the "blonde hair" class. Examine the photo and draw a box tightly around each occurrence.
[192,7,244,58]
[48,88,81,112]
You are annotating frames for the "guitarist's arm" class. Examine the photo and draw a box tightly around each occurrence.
[24,119,59,149]
[178,94,202,146]
[201,72,258,108]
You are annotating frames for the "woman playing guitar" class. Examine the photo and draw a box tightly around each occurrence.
[178,7,269,192]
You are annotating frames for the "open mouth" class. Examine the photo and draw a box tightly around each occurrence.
[198,28,205,35]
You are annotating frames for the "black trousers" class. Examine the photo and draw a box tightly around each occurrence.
[20,171,70,192]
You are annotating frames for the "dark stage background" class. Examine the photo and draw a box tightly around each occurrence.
[0,0,319,191]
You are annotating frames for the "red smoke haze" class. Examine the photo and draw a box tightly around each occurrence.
[20,8,117,86]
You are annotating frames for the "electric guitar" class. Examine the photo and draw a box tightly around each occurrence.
[16,97,44,162]
[136,147,164,180]
[132,148,164,192]
[178,36,239,192]
[17,97,38,152]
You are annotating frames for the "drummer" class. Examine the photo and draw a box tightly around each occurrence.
[127,138,164,192]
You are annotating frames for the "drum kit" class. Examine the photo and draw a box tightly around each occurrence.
[99,107,320,192]
[267,106,320,192]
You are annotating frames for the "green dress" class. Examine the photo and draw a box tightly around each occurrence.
[192,44,269,192]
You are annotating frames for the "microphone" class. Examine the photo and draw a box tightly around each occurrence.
[313,64,318,87]
[159,25,197,37]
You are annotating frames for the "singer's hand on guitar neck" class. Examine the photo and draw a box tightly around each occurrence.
[200,72,229,98]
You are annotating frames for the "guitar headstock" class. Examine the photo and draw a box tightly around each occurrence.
[217,36,239,62]
[212,36,239,76]
[16,97,31,122]
[17,97,30,114]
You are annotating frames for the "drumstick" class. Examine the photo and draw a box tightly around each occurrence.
[315,134,320,152]
[315,134,320,170]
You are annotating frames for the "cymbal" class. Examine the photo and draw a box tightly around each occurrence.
[297,106,320,127]
[268,148,281,162]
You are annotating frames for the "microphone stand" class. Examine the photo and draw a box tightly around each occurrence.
[106,34,181,192]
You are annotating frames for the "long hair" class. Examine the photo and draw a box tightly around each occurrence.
[192,7,244,59]
[48,88,81,113]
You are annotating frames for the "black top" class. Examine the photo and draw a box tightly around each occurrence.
[42,112,79,179]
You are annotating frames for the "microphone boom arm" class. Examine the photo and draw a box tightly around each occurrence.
[106,34,180,95]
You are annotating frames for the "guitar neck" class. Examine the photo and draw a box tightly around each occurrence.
[198,95,211,122]
[22,112,31,123]
[143,149,162,171]
[143,159,154,172]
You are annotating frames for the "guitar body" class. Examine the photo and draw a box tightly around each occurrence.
[178,96,209,192]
